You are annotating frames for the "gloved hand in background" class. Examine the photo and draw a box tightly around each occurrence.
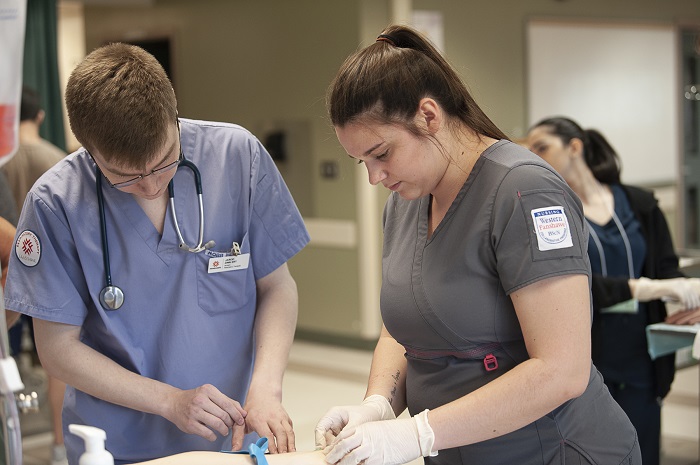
[632,277,700,310]
[324,409,438,465]
[315,394,396,450]
[665,307,700,325]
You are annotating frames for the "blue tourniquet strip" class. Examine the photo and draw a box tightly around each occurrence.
[220,438,269,464]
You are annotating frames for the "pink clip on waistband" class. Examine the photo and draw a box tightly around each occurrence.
[483,354,498,372]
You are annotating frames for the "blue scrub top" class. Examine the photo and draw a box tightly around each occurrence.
[4,119,309,464]
[587,183,652,387]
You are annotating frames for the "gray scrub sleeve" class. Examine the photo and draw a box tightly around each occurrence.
[491,162,590,294]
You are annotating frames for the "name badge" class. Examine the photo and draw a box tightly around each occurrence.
[208,253,250,274]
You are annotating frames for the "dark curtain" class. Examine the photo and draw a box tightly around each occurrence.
[23,0,66,151]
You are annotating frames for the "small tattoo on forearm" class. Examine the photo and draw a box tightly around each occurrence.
[388,370,400,404]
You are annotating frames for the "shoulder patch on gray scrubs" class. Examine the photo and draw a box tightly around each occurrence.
[518,188,583,261]
[530,206,573,251]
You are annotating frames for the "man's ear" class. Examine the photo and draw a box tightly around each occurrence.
[35,110,46,127]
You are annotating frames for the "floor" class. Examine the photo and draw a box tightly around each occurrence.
[15,340,700,465]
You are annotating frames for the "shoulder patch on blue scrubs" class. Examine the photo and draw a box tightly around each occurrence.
[531,206,573,251]
[15,230,41,267]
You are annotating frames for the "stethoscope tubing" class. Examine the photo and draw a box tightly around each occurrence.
[96,156,210,310]
[589,184,636,280]
[168,159,210,253]
[587,212,635,279]
[96,168,125,310]
[96,170,114,287]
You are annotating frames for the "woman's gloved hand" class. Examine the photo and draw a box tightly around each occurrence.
[314,395,395,450]
[633,277,700,309]
[324,409,437,465]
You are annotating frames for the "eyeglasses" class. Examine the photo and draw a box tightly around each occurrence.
[88,140,183,189]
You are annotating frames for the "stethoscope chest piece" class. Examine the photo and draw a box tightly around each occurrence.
[99,285,124,310]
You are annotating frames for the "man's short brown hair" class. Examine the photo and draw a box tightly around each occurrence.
[65,43,177,168]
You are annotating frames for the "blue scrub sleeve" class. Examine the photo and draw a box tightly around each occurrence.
[248,139,309,280]
[5,191,89,324]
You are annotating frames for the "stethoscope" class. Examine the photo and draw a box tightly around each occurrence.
[587,212,635,279]
[587,183,635,280]
[96,156,215,311]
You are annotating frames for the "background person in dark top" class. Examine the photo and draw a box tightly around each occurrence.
[527,116,700,465]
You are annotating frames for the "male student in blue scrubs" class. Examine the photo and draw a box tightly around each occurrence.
[4,43,309,465]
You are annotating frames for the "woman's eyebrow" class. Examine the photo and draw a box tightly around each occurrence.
[364,142,383,157]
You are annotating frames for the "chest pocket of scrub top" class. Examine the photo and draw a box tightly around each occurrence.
[195,233,253,316]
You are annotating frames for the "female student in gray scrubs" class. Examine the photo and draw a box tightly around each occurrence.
[314,25,641,465]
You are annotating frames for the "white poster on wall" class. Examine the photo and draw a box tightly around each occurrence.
[527,20,677,186]
[412,10,444,54]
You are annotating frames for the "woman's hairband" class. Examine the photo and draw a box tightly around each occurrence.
[376,34,396,46]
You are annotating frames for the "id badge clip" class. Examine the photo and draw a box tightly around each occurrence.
[207,242,250,274]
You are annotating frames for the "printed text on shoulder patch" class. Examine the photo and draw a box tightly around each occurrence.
[15,230,41,267]
[531,206,573,251]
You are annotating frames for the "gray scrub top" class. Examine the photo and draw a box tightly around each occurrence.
[5,119,310,464]
[381,140,640,464]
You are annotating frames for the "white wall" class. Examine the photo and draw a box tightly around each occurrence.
[57,1,85,152]
[527,20,678,186]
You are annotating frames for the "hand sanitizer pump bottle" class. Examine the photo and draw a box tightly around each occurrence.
[69,424,114,465]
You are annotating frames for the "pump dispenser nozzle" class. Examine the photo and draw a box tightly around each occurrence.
[69,424,114,465]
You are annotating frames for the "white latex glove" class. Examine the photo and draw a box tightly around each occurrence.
[324,409,437,465]
[633,277,700,309]
[688,277,700,295]
[315,395,396,450]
